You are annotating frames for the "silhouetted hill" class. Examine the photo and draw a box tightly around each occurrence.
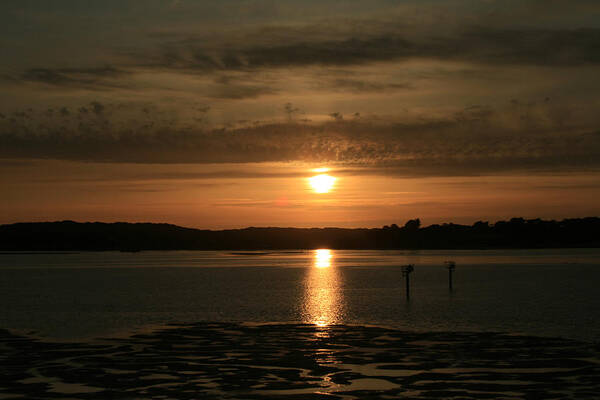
[0,218,599,251]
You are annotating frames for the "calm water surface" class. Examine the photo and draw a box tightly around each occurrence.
[1,249,599,341]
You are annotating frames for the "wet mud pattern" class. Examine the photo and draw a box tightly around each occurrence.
[1,323,600,399]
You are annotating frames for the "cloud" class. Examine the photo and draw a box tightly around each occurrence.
[209,83,278,99]
[106,182,226,192]
[1,101,599,177]
[136,25,600,74]
[213,199,303,208]
[4,1,600,98]
[0,159,34,167]
[5,11,600,98]
[35,170,311,183]
[326,78,411,93]
[17,66,130,89]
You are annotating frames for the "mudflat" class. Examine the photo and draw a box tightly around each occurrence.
[2,323,599,399]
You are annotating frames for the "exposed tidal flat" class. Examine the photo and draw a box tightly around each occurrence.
[2,323,600,399]
[1,249,600,398]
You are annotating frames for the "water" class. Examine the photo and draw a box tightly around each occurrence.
[1,249,599,341]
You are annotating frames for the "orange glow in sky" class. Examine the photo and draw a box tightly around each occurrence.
[2,2,600,231]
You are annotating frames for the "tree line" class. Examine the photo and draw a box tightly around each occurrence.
[0,217,599,251]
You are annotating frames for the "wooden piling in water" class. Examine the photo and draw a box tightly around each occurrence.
[445,261,456,291]
[401,264,414,300]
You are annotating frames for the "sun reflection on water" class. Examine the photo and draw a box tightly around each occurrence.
[302,249,344,327]
[315,249,332,268]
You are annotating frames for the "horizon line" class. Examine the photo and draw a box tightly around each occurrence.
[3,216,599,231]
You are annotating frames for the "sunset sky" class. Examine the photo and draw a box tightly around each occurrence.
[1,0,600,228]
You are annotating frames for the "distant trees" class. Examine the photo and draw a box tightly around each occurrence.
[404,219,421,231]
[1,217,599,251]
[472,221,489,230]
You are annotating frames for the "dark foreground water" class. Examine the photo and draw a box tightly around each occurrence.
[1,249,600,399]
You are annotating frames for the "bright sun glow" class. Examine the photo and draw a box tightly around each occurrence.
[314,249,332,268]
[309,174,336,193]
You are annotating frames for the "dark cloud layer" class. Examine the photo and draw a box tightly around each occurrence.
[5,15,600,96]
[141,26,600,73]
[327,79,411,93]
[2,2,600,178]
[19,67,130,89]
[1,101,599,176]
[10,22,596,96]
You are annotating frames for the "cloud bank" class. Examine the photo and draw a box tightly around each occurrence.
[1,100,599,176]
[2,1,600,178]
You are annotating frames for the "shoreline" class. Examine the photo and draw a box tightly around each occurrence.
[3,246,600,253]
[3,218,600,251]
[6,320,599,345]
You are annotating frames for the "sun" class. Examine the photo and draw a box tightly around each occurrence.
[308,174,336,193]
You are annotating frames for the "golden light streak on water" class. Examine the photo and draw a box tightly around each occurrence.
[302,249,344,327]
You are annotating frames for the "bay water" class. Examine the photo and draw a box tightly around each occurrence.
[1,249,599,341]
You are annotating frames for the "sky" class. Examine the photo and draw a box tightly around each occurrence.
[1,0,600,228]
